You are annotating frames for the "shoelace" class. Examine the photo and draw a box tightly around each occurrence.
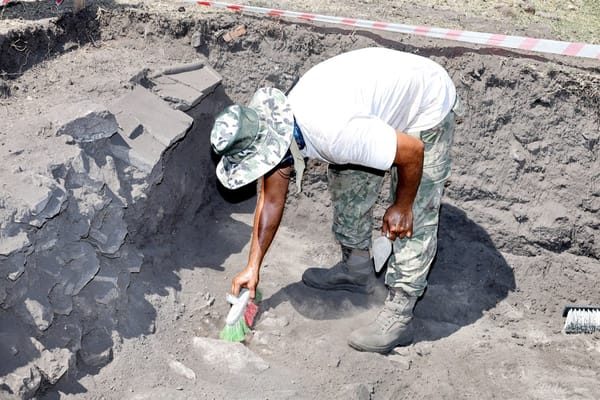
[375,297,411,331]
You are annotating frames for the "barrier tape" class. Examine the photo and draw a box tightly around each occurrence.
[191,1,600,60]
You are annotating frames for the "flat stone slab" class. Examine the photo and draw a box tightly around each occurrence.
[165,64,221,96]
[110,86,193,148]
[107,130,163,173]
[151,75,205,111]
[51,100,118,143]
[149,63,222,111]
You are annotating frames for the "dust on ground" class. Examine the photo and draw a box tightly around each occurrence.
[1,1,599,399]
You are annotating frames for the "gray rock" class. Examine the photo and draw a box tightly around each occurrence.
[10,173,67,228]
[59,242,100,296]
[339,383,373,400]
[85,275,119,305]
[387,351,412,370]
[119,245,144,273]
[51,100,118,143]
[43,319,83,352]
[0,231,30,257]
[23,298,54,331]
[48,283,74,315]
[163,63,222,101]
[191,30,203,47]
[87,203,127,255]
[80,328,113,368]
[151,75,205,111]
[1,251,27,282]
[0,365,42,399]
[168,360,196,380]
[110,86,193,148]
[107,128,164,174]
[192,336,269,374]
[35,345,74,384]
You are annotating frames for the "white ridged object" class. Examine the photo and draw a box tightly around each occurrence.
[563,307,600,334]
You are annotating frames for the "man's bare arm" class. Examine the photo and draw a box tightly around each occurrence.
[382,131,424,241]
[231,166,291,298]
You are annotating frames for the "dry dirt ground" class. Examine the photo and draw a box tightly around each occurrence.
[1,0,600,399]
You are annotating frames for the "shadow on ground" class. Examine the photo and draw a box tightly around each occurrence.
[262,204,515,344]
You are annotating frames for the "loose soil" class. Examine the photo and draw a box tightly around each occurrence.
[1,1,599,399]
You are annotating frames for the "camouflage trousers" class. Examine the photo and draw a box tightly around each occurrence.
[328,110,456,297]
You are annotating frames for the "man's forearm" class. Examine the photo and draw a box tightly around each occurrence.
[246,170,290,271]
[393,132,424,208]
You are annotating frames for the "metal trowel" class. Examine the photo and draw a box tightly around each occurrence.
[372,236,393,273]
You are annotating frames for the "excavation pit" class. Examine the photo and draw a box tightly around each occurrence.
[1,4,599,399]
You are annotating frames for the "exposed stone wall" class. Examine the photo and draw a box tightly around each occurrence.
[0,63,223,398]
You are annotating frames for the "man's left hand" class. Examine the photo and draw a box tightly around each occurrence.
[382,204,414,241]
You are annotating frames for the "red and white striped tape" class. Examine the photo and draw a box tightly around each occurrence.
[191,1,600,60]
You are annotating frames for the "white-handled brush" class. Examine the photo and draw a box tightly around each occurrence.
[563,305,600,334]
[219,288,261,342]
[225,289,251,325]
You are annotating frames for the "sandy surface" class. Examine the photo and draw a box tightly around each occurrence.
[1,1,600,399]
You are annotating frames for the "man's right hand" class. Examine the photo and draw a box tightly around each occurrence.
[231,265,259,299]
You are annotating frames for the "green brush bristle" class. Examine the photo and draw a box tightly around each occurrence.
[220,318,250,342]
[254,289,262,303]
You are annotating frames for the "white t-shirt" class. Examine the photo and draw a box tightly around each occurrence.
[287,47,456,171]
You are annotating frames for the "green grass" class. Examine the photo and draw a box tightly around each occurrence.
[428,0,600,44]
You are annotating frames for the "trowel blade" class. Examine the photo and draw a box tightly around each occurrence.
[373,236,392,273]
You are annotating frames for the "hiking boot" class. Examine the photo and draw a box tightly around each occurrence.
[302,246,374,294]
[347,287,417,353]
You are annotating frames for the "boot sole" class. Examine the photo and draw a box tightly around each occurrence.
[347,335,413,354]
[301,277,374,294]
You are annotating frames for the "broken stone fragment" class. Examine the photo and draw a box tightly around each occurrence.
[192,336,269,374]
[107,86,193,173]
[84,274,120,305]
[191,30,203,47]
[87,202,127,255]
[107,132,162,175]
[110,86,193,148]
[168,360,196,381]
[22,297,54,331]
[9,172,67,228]
[57,241,101,296]
[79,328,113,368]
[118,245,144,273]
[51,100,118,143]
[339,383,373,400]
[3,251,27,281]
[0,231,30,257]
[48,283,74,315]
[0,364,42,399]
[149,63,222,111]
[150,75,205,111]
[35,345,74,385]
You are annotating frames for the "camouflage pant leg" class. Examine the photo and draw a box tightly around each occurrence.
[328,165,385,250]
[386,111,456,297]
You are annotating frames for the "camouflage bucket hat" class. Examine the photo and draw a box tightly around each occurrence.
[210,87,294,190]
